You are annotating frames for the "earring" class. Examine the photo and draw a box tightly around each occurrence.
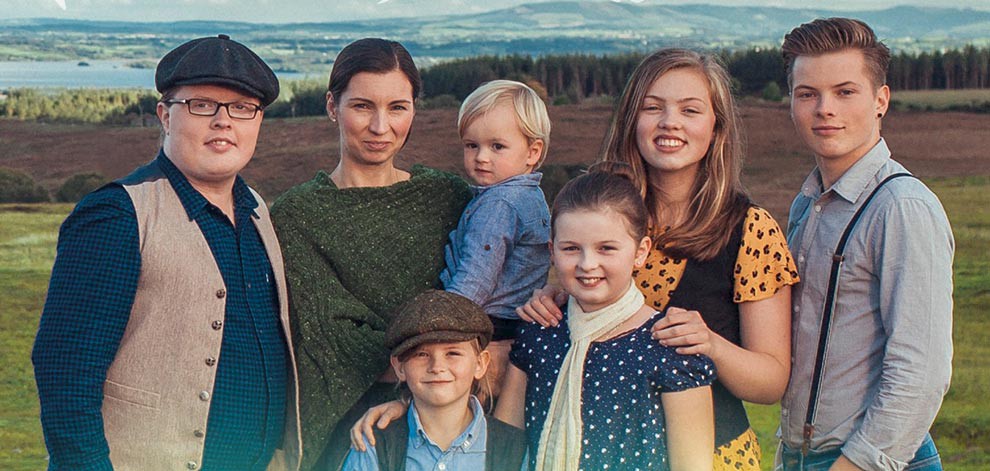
[877,112,883,118]
[330,116,337,122]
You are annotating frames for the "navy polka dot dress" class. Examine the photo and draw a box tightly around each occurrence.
[509,310,716,470]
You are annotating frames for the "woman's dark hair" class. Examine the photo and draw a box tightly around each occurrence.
[551,161,648,241]
[327,38,422,103]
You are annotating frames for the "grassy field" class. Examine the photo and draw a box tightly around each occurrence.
[891,89,990,111]
[1,176,987,468]
[0,203,71,470]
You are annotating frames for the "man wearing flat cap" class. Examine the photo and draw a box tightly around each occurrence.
[32,35,300,471]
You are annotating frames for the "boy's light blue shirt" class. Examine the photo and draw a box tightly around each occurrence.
[440,172,551,319]
[341,396,488,471]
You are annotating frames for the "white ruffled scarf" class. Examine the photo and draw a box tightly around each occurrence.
[534,281,646,471]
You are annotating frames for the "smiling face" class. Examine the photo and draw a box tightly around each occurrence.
[551,208,650,313]
[634,67,716,183]
[158,84,263,191]
[391,341,490,413]
[461,101,542,186]
[790,49,889,176]
[328,69,415,169]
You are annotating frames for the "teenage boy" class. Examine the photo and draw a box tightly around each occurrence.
[778,18,953,471]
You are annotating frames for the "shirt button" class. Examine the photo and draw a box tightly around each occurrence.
[211,320,223,330]
[215,289,226,299]
[205,357,216,366]
[814,204,822,213]
[193,429,205,438]
[199,391,210,401]
[438,464,446,471]
[793,305,800,313]
[798,254,805,263]
[186,461,198,470]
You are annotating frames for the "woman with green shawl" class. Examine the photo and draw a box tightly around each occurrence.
[270,38,471,471]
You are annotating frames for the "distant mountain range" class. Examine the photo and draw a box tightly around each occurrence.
[2,2,988,73]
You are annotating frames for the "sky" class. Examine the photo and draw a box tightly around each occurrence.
[3,0,988,23]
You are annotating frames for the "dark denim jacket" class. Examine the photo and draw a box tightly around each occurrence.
[440,172,551,319]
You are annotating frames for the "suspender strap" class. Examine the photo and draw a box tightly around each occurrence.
[801,172,916,455]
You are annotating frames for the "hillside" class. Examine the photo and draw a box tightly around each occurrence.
[2,3,989,72]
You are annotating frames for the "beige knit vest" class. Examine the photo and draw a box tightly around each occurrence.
[101,174,301,471]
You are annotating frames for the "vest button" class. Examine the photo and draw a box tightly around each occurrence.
[194,429,205,438]
[205,357,216,366]
[186,461,198,470]
[199,390,210,401]
[216,289,226,299]
[211,320,223,330]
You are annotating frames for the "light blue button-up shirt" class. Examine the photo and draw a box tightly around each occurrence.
[780,139,954,471]
[342,396,488,471]
[441,172,551,319]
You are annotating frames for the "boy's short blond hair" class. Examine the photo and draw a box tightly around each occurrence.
[457,80,552,168]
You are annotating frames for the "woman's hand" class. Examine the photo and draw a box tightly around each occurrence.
[515,285,568,327]
[651,307,719,357]
[349,400,408,451]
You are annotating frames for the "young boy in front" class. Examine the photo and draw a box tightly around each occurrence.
[778,18,953,471]
[440,80,553,398]
[340,290,526,471]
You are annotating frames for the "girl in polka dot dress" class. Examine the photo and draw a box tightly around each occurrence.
[495,162,716,470]
[518,49,799,471]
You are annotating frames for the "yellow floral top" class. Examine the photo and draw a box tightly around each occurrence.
[634,207,799,311]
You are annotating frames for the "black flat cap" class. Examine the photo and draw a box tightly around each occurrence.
[386,290,493,358]
[156,34,279,106]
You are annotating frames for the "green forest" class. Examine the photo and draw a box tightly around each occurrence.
[3,45,989,124]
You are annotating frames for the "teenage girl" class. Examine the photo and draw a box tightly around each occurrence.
[517,48,799,470]
[497,162,715,470]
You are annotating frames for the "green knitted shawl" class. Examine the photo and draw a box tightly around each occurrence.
[270,165,471,470]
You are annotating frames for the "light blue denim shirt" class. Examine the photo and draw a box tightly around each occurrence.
[781,139,954,471]
[342,396,488,471]
[440,172,551,319]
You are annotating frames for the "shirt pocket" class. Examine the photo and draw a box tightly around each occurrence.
[103,378,162,410]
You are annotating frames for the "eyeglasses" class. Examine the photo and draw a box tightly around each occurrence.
[163,98,264,120]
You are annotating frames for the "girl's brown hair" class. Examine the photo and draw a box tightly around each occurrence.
[599,48,750,261]
[551,161,648,242]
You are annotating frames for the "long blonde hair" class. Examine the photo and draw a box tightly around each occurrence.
[600,48,750,261]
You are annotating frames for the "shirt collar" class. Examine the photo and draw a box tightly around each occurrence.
[156,150,259,221]
[807,139,891,204]
[408,396,487,452]
[472,172,543,194]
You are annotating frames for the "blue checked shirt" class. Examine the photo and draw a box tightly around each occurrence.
[440,173,551,319]
[32,152,288,470]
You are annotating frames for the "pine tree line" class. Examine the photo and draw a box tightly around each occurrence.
[3,45,988,123]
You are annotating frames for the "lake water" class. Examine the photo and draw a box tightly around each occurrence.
[0,60,308,89]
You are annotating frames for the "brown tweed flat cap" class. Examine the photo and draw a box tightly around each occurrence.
[386,290,493,358]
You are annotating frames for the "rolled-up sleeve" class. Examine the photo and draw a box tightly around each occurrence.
[842,196,954,470]
[443,198,518,306]
[31,186,140,470]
